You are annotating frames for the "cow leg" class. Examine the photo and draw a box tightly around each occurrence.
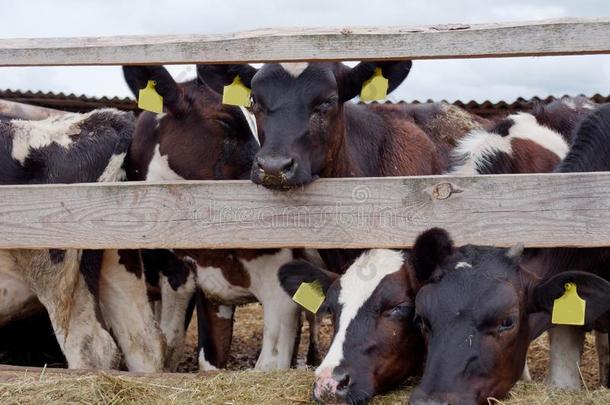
[306,311,323,367]
[98,250,164,372]
[595,331,609,387]
[546,326,585,389]
[520,361,532,382]
[159,271,196,370]
[255,292,300,370]
[13,249,118,369]
[196,289,234,370]
[0,252,42,327]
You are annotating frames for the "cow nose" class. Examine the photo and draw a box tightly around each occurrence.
[313,367,351,402]
[255,156,296,177]
[332,367,351,395]
[409,388,451,405]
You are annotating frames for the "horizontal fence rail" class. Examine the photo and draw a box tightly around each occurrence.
[1,18,610,66]
[1,172,610,249]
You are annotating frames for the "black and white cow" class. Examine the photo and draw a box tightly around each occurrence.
[0,109,164,371]
[123,65,318,371]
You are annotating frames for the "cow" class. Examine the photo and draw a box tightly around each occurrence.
[277,97,601,403]
[123,65,317,371]
[0,109,164,371]
[197,61,470,190]
[409,104,610,404]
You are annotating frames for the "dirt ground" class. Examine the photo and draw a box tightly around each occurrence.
[178,303,604,388]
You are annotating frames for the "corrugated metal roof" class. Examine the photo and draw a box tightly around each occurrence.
[361,94,610,118]
[0,89,136,113]
[1,89,609,117]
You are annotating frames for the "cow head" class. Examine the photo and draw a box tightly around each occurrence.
[410,228,610,405]
[122,65,259,181]
[279,249,424,404]
[199,61,412,189]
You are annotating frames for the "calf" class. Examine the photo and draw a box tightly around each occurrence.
[123,65,308,371]
[0,109,163,370]
[410,104,610,404]
[199,61,457,190]
[448,96,607,389]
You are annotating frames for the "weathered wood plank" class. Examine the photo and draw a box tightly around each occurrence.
[1,18,610,66]
[1,173,610,249]
[0,99,64,120]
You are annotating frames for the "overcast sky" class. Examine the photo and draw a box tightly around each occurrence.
[1,0,610,103]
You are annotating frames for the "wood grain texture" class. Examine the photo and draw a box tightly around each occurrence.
[1,173,610,249]
[0,99,64,120]
[1,18,610,66]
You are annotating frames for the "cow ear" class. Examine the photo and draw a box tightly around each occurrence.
[335,60,413,102]
[196,64,258,94]
[528,271,610,328]
[411,228,454,283]
[278,259,338,299]
[122,65,185,114]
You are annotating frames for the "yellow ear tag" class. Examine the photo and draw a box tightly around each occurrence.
[222,75,251,107]
[360,67,389,102]
[552,282,586,326]
[138,80,163,113]
[292,281,325,314]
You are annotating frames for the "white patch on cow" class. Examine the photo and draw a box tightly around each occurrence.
[159,271,196,371]
[146,144,184,181]
[316,249,404,376]
[449,128,513,175]
[216,304,234,320]
[198,347,218,371]
[546,326,585,389]
[455,261,472,269]
[195,265,253,303]
[239,106,260,146]
[97,152,127,182]
[450,112,569,175]
[239,248,299,370]
[507,113,569,159]
[10,112,83,164]
[0,253,42,326]
[98,249,164,372]
[280,62,309,77]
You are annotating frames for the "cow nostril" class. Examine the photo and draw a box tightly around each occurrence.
[256,156,295,176]
[333,370,351,394]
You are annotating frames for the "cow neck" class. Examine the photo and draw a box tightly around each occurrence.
[321,103,381,179]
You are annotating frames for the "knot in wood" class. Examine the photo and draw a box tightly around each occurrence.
[432,182,454,200]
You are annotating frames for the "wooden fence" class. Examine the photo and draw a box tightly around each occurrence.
[1,17,609,249]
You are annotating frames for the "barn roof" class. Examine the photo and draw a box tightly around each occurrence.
[1,89,609,117]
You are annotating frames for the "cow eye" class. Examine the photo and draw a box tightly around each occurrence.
[251,96,265,114]
[498,316,516,333]
[383,302,413,320]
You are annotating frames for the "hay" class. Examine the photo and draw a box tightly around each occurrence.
[0,369,608,405]
[2,303,607,404]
